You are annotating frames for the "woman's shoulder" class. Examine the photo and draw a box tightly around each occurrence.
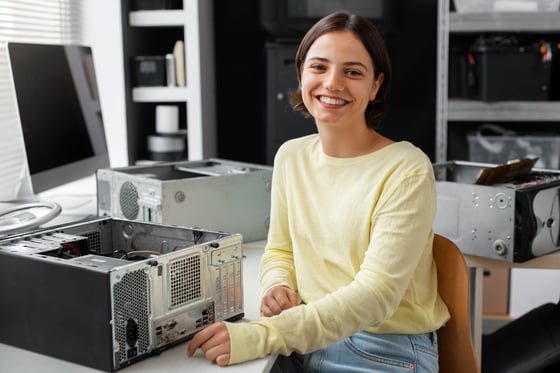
[385,141,431,161]
[275,134,319,159]
[281,133,318,148]
[381,141,434,174]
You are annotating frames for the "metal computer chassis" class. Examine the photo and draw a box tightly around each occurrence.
[96,158,273,242]
[434,161,560,262]
[0,217,244,371]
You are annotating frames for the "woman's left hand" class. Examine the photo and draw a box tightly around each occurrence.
[187,322,231,366]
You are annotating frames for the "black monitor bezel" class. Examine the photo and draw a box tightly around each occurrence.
[7,42,110,194]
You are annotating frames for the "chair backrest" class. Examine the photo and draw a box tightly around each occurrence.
[433,234,480,373]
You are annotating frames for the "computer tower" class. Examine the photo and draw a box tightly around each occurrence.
[97,158,272,242]
[0,217,244,371]
[434,161,560,262]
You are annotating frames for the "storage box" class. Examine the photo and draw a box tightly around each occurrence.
[467,134,560,169]
[466,41,552,102]
[133,55,166,87]
[483,268,510,316]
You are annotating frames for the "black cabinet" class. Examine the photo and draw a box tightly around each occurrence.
[265,43,316,164]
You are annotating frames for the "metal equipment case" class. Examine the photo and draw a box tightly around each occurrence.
[96,158,273,242]
[0,217,244,371]
[433,161,560,262]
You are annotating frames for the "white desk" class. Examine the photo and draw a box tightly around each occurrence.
[464,252,560,367]
[0,242,276,373]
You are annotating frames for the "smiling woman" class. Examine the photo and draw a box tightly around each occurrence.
[188,11,447,373]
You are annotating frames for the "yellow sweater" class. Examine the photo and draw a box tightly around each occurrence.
[225,134,450,365]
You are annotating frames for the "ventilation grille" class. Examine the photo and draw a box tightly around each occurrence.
[169,254,201,308]
[113,269,150,364]
[83,230,101,253]
[119,181,139,220]
[97,179,111,211]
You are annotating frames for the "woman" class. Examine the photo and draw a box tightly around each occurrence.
[188,11,449,372]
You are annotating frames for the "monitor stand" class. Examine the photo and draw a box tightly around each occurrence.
[36,174,98,225]
[0,174,98,235]
[0,202,62,236]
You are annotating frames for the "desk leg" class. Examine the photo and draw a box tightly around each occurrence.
[470,267,484,367]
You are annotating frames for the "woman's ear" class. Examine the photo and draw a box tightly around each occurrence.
[370,73,384,101]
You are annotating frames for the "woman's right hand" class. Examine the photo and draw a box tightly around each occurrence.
[260,286,299,317]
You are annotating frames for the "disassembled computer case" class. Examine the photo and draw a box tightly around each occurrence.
[96,158,273,242]
[0,217,244,371]
[433,160,560,262]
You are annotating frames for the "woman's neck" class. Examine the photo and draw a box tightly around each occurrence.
[317,125,394,158]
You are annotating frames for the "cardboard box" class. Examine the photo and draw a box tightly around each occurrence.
[483,268,510,316]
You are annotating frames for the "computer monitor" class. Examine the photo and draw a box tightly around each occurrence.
[7,42,110,194]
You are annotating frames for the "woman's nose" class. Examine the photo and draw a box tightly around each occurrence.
[323,71,344,91]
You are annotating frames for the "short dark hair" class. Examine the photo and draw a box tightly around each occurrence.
[289,11,392,130]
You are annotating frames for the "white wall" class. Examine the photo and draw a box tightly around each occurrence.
[510,269,560,317]
[82,0,128,167]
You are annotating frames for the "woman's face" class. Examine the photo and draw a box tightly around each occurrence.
[300,30,383,128]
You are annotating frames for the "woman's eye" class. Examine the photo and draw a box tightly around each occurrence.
[346,70,362,77]
[309,64,325,71]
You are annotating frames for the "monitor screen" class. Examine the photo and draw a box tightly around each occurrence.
[7,42,110,194]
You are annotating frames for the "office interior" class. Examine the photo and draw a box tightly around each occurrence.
[1,0,560,371]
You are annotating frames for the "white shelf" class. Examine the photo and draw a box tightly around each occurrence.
[123,0,216,162]
[129,9,187,27]
[132,86,191,102]
[448,100,560,121]
[436,0,560,163]
[450,12,560,32]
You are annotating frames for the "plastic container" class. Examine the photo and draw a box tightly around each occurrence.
[467,133,560,169]
[133,56,166,87]
[147,134,186,161]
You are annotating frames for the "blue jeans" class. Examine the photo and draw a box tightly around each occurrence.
[271,331,439,373]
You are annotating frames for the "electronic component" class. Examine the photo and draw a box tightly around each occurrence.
[96,158,273,242]
[0,217,244,371]
[434,160,560,262]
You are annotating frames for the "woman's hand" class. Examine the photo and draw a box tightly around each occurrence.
[260,286,299,317]
[187,322,231,366]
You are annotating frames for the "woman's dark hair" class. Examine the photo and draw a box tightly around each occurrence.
[289,11,392,130]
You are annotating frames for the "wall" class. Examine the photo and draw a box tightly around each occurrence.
[82,0,128,168]
[213,0,438,164]
[510,269,560,317]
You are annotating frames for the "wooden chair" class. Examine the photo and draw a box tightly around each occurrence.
[433,234,481,373]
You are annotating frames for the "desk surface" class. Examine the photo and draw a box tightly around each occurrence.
[465,250,560,269]
[0,240,275,373]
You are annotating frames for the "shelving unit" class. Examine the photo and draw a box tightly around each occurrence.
[121,0,216,164]
[435,0,560,163]
[435,3,560,364]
